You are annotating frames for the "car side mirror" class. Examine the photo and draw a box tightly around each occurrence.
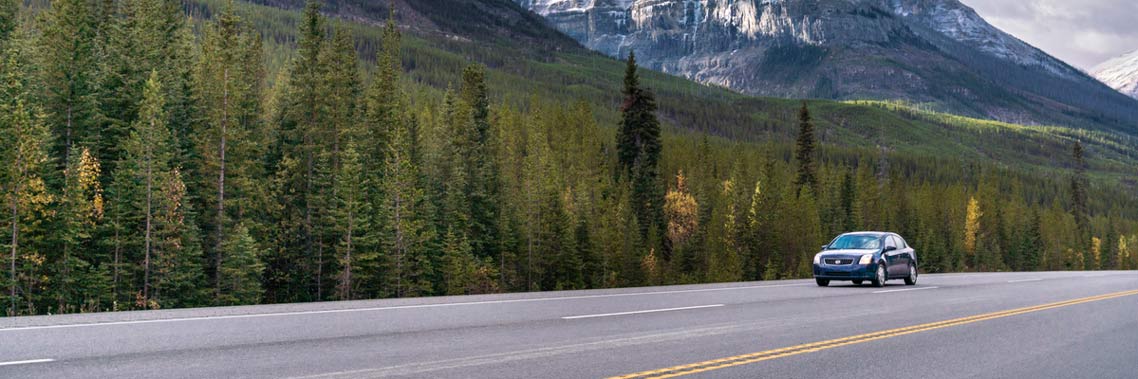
[820,245,829,251]
[884,246,897,252]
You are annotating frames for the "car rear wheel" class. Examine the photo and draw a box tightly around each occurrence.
[904,264,917,286]
[852,280,863,285]
[871,265,885,287]
[816,278,830,287]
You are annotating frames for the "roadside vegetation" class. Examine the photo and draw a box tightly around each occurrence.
[1,0,1135,316]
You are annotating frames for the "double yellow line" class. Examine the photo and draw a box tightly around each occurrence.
[610,289,1138,379]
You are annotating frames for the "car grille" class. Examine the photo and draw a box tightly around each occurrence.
[824,272,851,277]
[824,258,853,265]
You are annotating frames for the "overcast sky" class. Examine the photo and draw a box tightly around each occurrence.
[963,0,1138,71]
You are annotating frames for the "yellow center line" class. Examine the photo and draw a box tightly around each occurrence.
[608,289,1138,379]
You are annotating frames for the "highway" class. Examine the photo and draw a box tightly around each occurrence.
[1,271,1136,378]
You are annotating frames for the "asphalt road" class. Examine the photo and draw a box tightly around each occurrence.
[1,271,1136,378]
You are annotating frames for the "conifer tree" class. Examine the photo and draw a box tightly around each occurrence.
[39,0,101,163]
[122,71,176,306]
[1070,141,1091,268]
[54,148,109,312]
[332,143,374,300]
[196,2,267,297]
[269,0,328,302]
[616,51,663,239]
[381,113,435,298]
[459,64,501,263]
[218,222,264,305]
[2,45,55,315]
[151,168,206,309]
[795,102,818,194]
[0,0,16,44]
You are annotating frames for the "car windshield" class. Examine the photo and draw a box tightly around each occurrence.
[828,235,881,250]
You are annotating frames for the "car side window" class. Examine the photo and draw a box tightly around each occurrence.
[897,236,908,249]
[884,236,896,249]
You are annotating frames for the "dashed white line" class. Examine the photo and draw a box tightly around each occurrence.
[0,283,808,332]
[873,286,939,294]
[562,304,726,320]
[0,359,54,367]
[1008,278,1043,283]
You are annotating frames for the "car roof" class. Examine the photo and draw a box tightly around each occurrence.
[841,232,890,237]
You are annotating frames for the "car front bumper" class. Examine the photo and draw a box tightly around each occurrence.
[813,263,881,280]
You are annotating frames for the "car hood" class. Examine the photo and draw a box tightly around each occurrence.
[818,250,877,259]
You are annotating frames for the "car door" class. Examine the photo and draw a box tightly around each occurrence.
[882,236,903,276]
[897,235,916,270]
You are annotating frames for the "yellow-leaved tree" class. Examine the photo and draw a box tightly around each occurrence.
[963,196,982,269]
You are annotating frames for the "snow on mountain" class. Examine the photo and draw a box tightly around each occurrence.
[1093,49,1138,99]
[515,0,1138,127]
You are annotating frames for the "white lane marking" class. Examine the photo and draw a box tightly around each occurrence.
[1008,278,1043,283]
[0,359,54,367]
[873,286,939,294]
[562,304,726,320]
[0,283,809,332]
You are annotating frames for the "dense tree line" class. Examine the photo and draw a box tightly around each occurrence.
[1,0,1136,316]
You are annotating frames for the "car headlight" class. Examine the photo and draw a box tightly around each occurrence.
[858,254,873,265]
[813,254,821,264]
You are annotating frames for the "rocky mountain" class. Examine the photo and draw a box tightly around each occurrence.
[514,0,1138,131]
[1093,49,1138,100]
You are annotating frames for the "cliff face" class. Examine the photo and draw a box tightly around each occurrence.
[516,0,1138,129]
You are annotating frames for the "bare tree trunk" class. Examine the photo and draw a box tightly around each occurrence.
[216,67,229,297]
[341,203,353,300]
[143,132,153,304]
[9,183,18,316]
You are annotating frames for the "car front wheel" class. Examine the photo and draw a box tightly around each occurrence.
[816,278,830,287]
[871,265,885,287]
[904,264,917,285]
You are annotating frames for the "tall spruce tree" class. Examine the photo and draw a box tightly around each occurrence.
[196,2,267,300]
[794,102,818,195]
[54,148,109,313]
[121,71,176,306]
[2,44,55,315]
[268,0,328,302]
[615,51,662,240]
[39,0,101,163]
[459,64,501,264]
[1070,141,1091,268]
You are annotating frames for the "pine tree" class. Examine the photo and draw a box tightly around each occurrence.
[332,143,374,300]
[839,169,859,232]
[795,102,818,194]
[1070,141,1091,269]
[268,0,328,302]
[217,222,264,305]
[54,148,109,312]
[121,71,176,306]
[39,0,101,164]
[615,51,663,239]
[0,0,17,44]
[459,64,501,264]
[150,168,206,309]
[196,2,267,298]
[381,113,435,298]
[1019,210,1044,271]
[1,45,55,315]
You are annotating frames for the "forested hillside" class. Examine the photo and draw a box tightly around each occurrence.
[0,0,1135,316]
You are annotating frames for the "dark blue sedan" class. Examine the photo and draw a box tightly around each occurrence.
[813,232,917,287]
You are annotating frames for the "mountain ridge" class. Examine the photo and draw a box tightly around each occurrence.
[1093,48,1138,100]
[514,0,1138,132]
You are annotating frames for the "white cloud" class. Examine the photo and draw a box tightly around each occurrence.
[963,0,1138,69]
